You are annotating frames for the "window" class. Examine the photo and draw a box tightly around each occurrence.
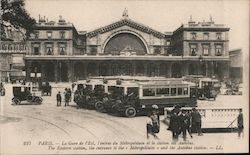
[46,44,53,55]
[59,43,66,55]
[90,46,97,55]
[154,46,161,55]
[177,88,183,95]
[60,31,65,39]
[34,31,39,39]
[203,33,209,40]
[216,33,221,40]
[170,88,176,96]
[183,88,188,95]
[191,33,196,40]
[47,31,52,39]
[156,88,169,96]
[215,45,223,56]
[202,44,210,56]
[190,44,197,56]
[166,41,170,46]
[143,88,156,96]
[32,44,40,55]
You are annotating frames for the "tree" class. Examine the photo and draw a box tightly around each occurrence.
[1,0,36,40]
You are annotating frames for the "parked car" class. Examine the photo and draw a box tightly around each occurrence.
[12,85,43,105]
[41,82,52,96]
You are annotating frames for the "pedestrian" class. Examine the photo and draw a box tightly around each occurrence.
[64,90,70,107]
[68,88,72,102]
[56,91,62,106]
[186,110,193,138]
[146,110,159,139]
[168,111,180,141]
[178,109,190,141]
[237,109,244,138]
[191,108,203,136]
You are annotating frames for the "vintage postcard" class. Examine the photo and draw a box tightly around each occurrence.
[0,0,249,154]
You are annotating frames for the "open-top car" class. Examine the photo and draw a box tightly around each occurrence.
[12,85,43,105]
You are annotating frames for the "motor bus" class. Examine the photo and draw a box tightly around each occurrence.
[182,75,221,100]
[95,78,197,117]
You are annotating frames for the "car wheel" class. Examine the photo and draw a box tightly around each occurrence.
[12,98,20,105]
[27,95,33,102]
[125,107,136,118]
[35,97,42,104]
[95,101,105,112]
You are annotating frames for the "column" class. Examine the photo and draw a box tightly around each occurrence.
[54,61,58,83]
[67,60,74,82]
[182,62,189,76]
[84,62,87,79]
[41,62,46,81]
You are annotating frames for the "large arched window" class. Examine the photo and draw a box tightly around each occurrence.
[104,33,147,55]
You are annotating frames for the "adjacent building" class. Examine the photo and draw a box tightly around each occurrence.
[229,49,243,82]
[24,13,230,82]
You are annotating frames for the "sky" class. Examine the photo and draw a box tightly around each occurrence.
[24,0,249,52]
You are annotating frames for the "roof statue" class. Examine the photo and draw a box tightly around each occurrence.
[122,8,129,18]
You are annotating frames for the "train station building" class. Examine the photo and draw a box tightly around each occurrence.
[24,12,230,82]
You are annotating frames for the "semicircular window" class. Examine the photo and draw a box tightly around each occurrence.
[104,33,147,55]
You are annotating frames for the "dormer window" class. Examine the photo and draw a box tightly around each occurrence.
[203,33,209,40]
[60,31,65,39]
[191,33,196,40]
[216,33,222,40]
[47,31,52,39]
[34,31,39,39]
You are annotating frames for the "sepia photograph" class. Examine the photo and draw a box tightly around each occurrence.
[0,0,249,154]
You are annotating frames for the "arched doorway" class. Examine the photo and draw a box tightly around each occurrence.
[104,33,147,55]
[188,63,198,75]
[74,62,85,80]
[44,62,55,82]
[147,63,157,77]
[87,62,97,77]
[171,63,182,78]
[99,62,109,76]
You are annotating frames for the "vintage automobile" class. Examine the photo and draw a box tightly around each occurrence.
[183,75,220,100]
[93,77,197,117]
[12,85,43,105]
[41,82,52,96]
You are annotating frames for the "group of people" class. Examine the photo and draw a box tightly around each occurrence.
[146,105,203,141]
[168,106,203,141]
[56,88,72,107]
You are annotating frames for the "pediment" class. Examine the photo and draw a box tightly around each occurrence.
[86,18,165,38]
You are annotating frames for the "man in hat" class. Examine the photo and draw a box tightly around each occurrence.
[56,91,62,106]
[237,109,244,138]
[191,108,203,136]
[178,109,190,141]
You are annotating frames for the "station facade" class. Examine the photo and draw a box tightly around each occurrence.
[24,14,230,82]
